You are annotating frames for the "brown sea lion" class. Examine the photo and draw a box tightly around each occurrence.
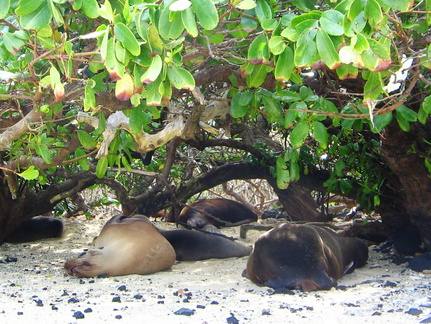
[5,217,63,243]
[132,215,252,261]
[245,223,368,292]
[179,198,258,232]
[64,215,176,278]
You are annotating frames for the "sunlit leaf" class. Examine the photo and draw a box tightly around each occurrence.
[141,55,163,84]
[114,22,141,56]
[18,166,39,180]
[115,73,135,101]
[316,29,340,69]
[167,66,195,90]
[312,121,328,149]
[96,156,109,178]
[290,120,309,147]
[320,10,344,36]
[77,130,97,150]
[275,46,294,81]
[190,0,218,30]
[20,1,52,30]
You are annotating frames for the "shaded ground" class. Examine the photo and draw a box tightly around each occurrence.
[1,216,431,323]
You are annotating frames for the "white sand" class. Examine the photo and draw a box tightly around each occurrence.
[1,216,430,324]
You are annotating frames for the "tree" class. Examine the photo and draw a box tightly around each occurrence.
[0,0,430,247]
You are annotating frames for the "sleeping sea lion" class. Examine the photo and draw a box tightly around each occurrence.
[132,215,252,261]
[179,198,258,232]
[64,215,176,278]
[5,217,63,243]
[245,223,368,292]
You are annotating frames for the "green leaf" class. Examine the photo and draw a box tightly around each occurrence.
[275,46,294,81]
[20,1,52,30]
[141,55,163,84]
[181,7,198,37]
[380,0,411,11]
[0,0,10,18]
[2,32,26,55]
[130,106,145,134]
[396,105,417,122]
[246,64,271,88]
[312,121,328,149]
[371,112,392,132]
[75,148,90,171]
[276,156,290,189]
[231,92,249,118]
[190,0,219,30]
[255,0,272,23]
[289,160,300,181]
[235,0,257,10]
[268,36,286,55]
[248,34,269,61]
[82,0,99,19]
[294,30,319,68]
[15,0,43,16]
[364,0,383,25]
[77,130,97,149]
[167,66,195,90]
[18,166,39,180]
[262,96,282,118]
[339,179,353,194]
[316,29,340,70]
[320,10,344,36]
[363,72,383,101]
[96,156,109,178]
[159,5,185,39]
[114,22,141,56]
[290,120,309,147]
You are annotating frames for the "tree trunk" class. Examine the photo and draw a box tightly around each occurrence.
[380,120,431,250]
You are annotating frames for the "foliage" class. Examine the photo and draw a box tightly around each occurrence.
[0,0,431,210]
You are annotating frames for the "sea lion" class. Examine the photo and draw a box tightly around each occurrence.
[132,215,252,261]
[245,223,369,292]
[64,215,176,278]
[179,198,258,232]
[5,217,63,243]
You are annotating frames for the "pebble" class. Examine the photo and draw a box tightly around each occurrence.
[405,308,422,316]
[73,311,85,319]
[174,307,195,316]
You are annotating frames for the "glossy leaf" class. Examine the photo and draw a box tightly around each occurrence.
[231,92,249,118]
[159,5,185,39]
[77,130,97,150]
[320,10,344,36]
[114,22,141,56]
[15,0,43,16]
[312,121,328,149]
[20,1,51,30]
[262,96,282,118]
[18,166,39,180]
[255,0,272,23]
[96,156,109,178]
[82,0,99,19]
[181,7,198,37]
[290,120,309,147]
[0,0,9,18]
[371,112,393,132]
[276,156,290,189]
[275,46,294,81]
[248,34,269,61]
[167,66,195,90]
[235,0,257,10]
[141,55,163,84]
[190,0,218,30]
[268,36,286,55]
[316,29,340,69]
[115,73,135,101]
[294,30,319,68]
[364,0,383,26]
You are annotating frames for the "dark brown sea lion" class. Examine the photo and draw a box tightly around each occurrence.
[132,215,252,261]
[64,215,176,278]
[5,217,63,243]
[179,198,258,232]
[245,223,369,292]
